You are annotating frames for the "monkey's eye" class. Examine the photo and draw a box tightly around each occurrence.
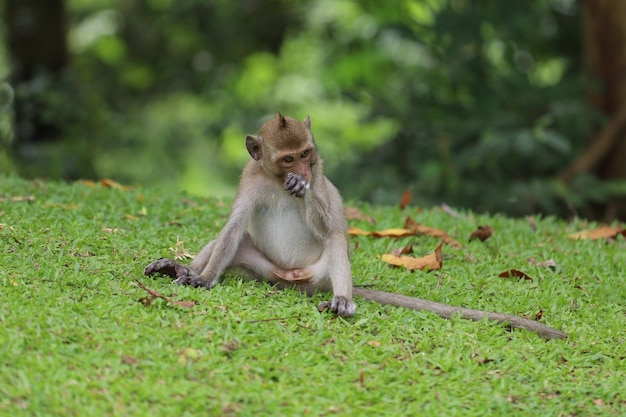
[283,156,294,163]
[300,150,309,158]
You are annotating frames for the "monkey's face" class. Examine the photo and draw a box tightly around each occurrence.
[272,147,317,197]
[246,113,318,197]
[273,147,316,182]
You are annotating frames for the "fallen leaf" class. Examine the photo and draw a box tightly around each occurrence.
[399,190,412,209]
[535,310,543,320]
[469,225,493,242]
[439,203,460,218]
[348,227,416,238]
[528,216,537,232]
[367,341,381,348]
[172,300,197,308]
[178,347,203,365]
[76,179,97,187]
[381,242,443,271]
[498,269,534,281]
[347,227,372,236]
[472,356,494,365]
[121,355,138,365]
[100,178,131,190]
[569,226,626,240]
[13,195,35,202]
[527,258,558,269]
[221,340,240,353]
[390,244,414,256]
[345,207,376,224]
[0,195,35,203]
[372,228,416,238]
[404,217,463,248]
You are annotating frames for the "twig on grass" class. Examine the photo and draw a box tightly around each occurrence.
[133,279,196,308]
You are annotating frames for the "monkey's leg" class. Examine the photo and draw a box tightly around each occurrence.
[231,234,312,282]
[302,231,356,318]
[190,240,216,272]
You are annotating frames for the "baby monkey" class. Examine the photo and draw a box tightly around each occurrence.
[145,113,566,339]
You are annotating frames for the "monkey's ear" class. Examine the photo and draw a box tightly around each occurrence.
[304,115,311,130]
[277,113,287,128]
[246,135,263,161]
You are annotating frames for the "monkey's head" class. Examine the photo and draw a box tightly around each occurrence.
[246,113,318,196]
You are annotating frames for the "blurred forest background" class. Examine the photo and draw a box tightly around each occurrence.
[2,0,626,220]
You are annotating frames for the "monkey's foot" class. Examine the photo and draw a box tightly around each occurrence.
[284,172,309,198]
[273,268,313,282]
[174,275,218,290]
[144,258,194,279]
[318,296,357,318]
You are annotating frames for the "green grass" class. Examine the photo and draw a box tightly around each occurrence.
[1,174,625,416]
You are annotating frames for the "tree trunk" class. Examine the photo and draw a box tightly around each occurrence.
[583,0,626,219]
[5,0,68,145]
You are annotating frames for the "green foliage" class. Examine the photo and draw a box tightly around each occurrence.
[1,176,625,416]
[3,0,625,217]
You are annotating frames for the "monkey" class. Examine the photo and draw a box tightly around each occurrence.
[144,113,567,340]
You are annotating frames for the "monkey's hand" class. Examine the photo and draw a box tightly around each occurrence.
[284,172,309,198]
[173,275,219,290]
[318,296,357,318]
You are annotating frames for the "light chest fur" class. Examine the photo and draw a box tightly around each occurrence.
[247,193,323,269]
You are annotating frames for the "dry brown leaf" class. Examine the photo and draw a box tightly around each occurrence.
[399,190,412,209]
[569,226,626,240]
[469,225,493,242]
[0,195,35,203]
[439,203,459,218]
[76,179,97,187]
[100,178,131,190]
[372,228,416,238]
[498,269,534,281]
[344,207,376,224]
[404,217,463,248]
[527,258,558,269]
[390,244,414,256]
[347,227,372,236]
[381,242,443,271]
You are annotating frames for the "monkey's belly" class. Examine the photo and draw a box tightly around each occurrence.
[248,205,323,269]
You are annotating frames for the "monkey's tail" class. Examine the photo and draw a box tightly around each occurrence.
[353,287,567,339]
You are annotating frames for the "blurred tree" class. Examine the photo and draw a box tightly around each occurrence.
[561,0,626,219]
[5,0,69,172]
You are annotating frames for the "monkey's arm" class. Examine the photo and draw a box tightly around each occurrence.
[354,287,567,339]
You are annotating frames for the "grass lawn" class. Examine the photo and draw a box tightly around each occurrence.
[1,174,625,416]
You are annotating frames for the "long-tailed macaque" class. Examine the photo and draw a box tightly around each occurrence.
[145,113,567,339]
